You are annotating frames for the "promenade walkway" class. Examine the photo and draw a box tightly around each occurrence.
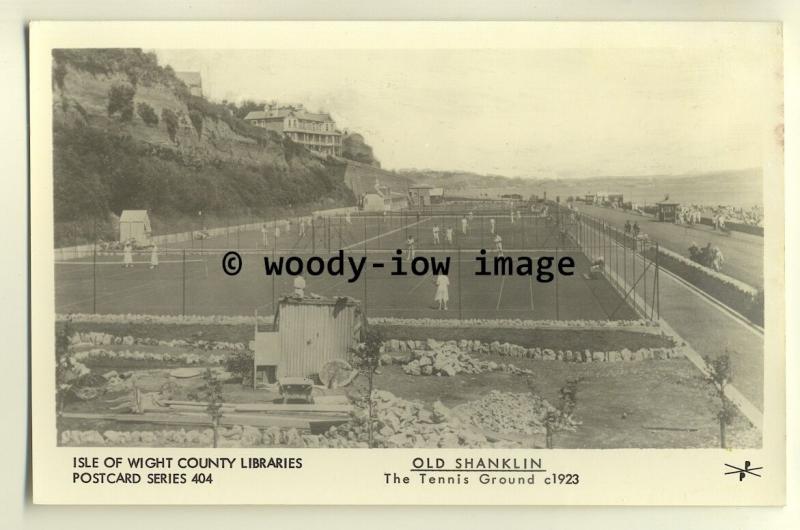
[578,219,764,425]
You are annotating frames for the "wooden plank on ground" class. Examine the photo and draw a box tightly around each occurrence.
[163,400,352,413]
[61,411,349,430]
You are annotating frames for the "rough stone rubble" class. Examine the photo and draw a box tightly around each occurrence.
[70,331,247,351]
[61,390,557,448]
[393,341,534,377]
[383,338,682,365]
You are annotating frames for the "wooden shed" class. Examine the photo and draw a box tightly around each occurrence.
[408,184,434,209]
[251,297,365,386]
[119,210,152,244]
[656,202,680,222]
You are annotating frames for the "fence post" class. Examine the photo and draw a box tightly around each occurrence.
[643,244,648,317]
[554,244,560,320]
[363,219,368,316]
[457,243,463,321]
[182,248,186,317]
[656,243,660,319]
[271,245,276,314]
[632,237,636,313]
[92,219,97,314]
[624,232,628,295]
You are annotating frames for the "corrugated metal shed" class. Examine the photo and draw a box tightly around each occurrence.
[274,297,364,378]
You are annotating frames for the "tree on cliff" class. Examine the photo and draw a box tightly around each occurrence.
[342,132,380,168]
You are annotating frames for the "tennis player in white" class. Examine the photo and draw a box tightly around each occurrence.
[494,234,504,257]
[434,273,450,310]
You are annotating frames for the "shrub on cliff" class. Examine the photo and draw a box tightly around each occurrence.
[137,102,159,127]
[107,84,136,122]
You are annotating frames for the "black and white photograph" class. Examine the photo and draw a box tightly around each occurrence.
[27,20,788,507]
[49,42,776,451]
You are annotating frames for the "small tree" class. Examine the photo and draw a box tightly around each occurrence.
[704,354,737,448]
[53,62,68,91]
[225,349,254,386]
[543,377,582,449]
[161,108,179,142]
[137,102,159,126]
[107,83,136,121]
[189,109,203,137]
[199,368,225,448]
[55,319,74,428]
[350,327,384,447]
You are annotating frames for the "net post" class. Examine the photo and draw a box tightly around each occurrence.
[481,215,484,249]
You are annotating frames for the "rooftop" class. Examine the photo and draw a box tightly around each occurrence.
[175,71,202,86]
[244,107,335,123]
[119,210,150,222]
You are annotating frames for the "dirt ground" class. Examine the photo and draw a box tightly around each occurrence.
[370,355,759,449]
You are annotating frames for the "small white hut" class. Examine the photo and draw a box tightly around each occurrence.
[119,210,152,244]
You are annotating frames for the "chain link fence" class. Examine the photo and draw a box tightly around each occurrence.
[55,206,656,322]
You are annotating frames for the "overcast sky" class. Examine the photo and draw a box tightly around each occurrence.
[155,45,779,178]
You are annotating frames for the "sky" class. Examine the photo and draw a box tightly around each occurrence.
[154,45,780,178]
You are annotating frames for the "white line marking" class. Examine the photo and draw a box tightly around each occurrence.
[408,275,431,294]
[529,275,534,311]
[341,217,429,251]
[495,276,506,311]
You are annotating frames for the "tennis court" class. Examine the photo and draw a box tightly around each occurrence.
[55,210,640,320]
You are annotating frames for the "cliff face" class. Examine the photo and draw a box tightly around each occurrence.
[52,49,354,245]
[54,63,290,168]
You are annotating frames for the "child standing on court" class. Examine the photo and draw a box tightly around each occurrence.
[122,241,133,268]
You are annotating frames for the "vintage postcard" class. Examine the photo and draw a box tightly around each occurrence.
[30,21,785,505]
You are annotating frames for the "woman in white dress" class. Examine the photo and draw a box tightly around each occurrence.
[434,273,449,310]
[122,241,133,268]
[149,244,159,269]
